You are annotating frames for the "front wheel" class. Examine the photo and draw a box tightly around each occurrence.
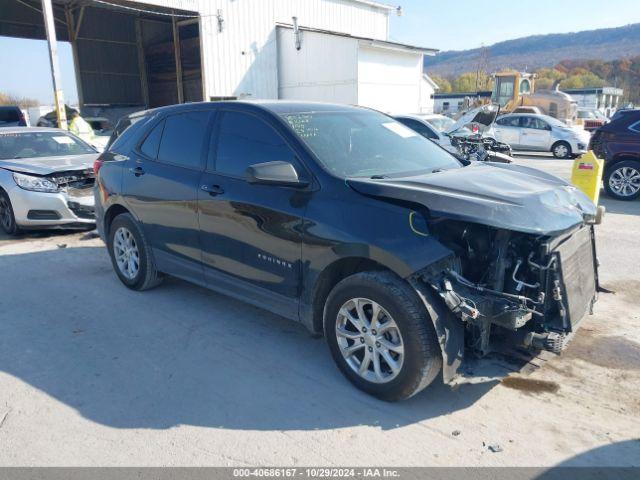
[324,271,442,401]
[604,160,640,201]
[0,191,20,235]
[551,141,572,159]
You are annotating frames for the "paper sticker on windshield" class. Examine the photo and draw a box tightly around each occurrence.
[382,122,417,138]
[52,136,74,144]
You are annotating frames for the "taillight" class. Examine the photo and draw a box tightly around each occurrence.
[93,157,105,176]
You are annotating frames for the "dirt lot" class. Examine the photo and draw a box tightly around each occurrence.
[0,155,639,467]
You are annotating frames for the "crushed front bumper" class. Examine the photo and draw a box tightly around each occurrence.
[7,183,95,229]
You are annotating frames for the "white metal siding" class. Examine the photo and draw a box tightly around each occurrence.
[357,45,422,113]
[419,77,436,114]
[196,0,389,99]
[277,28,358,103]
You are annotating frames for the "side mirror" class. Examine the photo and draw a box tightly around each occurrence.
[246,161,308,187]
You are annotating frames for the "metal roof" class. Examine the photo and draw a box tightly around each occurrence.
[276,23,438,55]
[348,0,397,10]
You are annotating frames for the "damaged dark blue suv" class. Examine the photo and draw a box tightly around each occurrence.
[95,101,600,401]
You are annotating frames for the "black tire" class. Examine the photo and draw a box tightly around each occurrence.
[551,141,572,159]
[324,271,442,401]
[0,190,20,236]
[603,160,640,201]
[107,213,163,290]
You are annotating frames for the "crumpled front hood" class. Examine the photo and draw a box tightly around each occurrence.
[347,162,596,236]
[0,153,98,175]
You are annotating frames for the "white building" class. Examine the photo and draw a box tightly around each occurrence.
[0,0,437,118]
[419,74,439,114]
[561,87,624,118]
[433,91,492,115]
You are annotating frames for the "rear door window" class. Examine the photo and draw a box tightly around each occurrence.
[212,111,297,177]
[157,111,210,169]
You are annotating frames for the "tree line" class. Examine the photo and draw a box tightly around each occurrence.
[429,56,640,105]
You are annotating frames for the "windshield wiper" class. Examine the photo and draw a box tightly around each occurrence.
[370,174,388,179]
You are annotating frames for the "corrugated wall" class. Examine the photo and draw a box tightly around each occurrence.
[195,0,390,100]
[75,6,143,106]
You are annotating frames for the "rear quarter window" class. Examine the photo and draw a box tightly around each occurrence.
[108,115,152,154]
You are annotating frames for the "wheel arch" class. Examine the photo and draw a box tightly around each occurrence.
[306,256,393,335]
[103,203,132,238]
[607,153,640,171]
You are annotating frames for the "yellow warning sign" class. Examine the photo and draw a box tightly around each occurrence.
[571,151,604,204]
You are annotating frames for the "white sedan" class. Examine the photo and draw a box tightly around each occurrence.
[0,127,98,235]
[489,113,591,158]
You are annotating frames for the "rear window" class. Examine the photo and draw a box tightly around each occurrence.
[0,108,20,124]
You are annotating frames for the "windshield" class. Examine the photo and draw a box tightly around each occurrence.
[283,110,461,178]
[0,131,96,160]
[422,116,455,132]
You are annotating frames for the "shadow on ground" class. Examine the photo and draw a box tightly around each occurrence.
[600,196,640,216]
[0,246,499,431]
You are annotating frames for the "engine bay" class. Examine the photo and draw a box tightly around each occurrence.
[420,218,598,357]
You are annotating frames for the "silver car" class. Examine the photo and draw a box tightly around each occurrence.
[0,127,98,235]
[490,113,591,158]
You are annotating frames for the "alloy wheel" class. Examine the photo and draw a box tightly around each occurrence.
[335,297,405,384]
[113,227,140,280]
[609,166,640,198]
[553,143,569,158]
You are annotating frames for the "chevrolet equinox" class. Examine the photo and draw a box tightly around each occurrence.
[95,101,600,401]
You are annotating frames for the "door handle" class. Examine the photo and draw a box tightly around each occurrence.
[129,166,145,176]
[201,184,225,196]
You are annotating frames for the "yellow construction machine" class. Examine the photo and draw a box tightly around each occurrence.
[492,71,578,124]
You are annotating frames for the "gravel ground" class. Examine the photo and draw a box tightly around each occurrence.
[0,155,639,467]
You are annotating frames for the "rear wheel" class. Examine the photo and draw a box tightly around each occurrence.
[0,191,20,235]
[604,160,640,201]
[324,271,442,401]
[551,141,572,159]
[107,213,163,290]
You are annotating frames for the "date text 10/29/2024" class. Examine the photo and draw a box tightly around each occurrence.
[233,468,400,478]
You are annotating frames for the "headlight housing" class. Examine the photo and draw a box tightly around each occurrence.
[12,172,59,193]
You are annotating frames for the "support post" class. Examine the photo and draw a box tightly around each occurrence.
[135,18,150,108]
[41,0,67,129]
[172,17,184,104]
[65,6,84,108]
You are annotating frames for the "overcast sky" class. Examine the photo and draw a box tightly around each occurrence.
[1,0,639,104]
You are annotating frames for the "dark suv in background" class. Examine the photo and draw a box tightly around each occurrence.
[95,101,599,401]
[0,106,27,128]
[590,109,640,200]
